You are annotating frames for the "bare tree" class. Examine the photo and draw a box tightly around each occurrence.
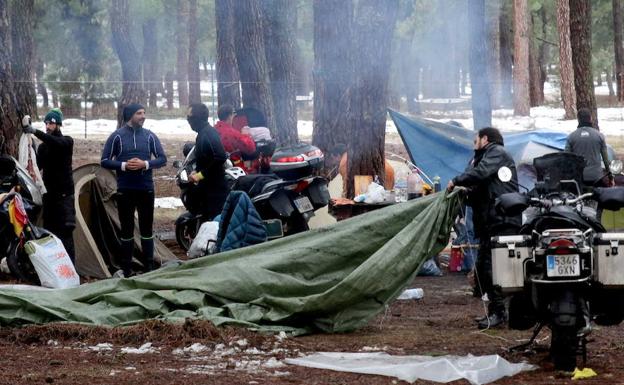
[0,0,18,154]
[513,0,530,116]
[110,0,145,127]
[176,0,189,108]
[345,0,398,197]
[469,0,492,128]
[614,0,624,101]
[10,0,36,119]
[215,0,241,108]
[260,0,298,146]
[312,0,353,153]
[570,0,597,124]
[556,0,576,119]
[234,0,274,132]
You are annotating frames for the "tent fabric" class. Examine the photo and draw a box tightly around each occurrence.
[0,191,460,333]
[387,109,598,189]
[72,164,177,279]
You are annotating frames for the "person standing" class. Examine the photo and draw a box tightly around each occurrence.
[101,103,166,277]
[447,127,521,329]
[21,109,76,264]
[565,107,613,188]
[187,103,229,221]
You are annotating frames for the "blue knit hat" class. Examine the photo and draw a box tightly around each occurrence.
[44,108,63,125]
[123,103,145,122]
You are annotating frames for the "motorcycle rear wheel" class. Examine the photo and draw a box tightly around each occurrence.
[175,222,195,251]
[6,240,40,285]
[283,213,309,236]
[550,293,579,371]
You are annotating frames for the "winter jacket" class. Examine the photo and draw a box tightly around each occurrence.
[35,129,74,196]
[452,142,521,236]
[565,125,611,184]
[101,124,166,191]
[214,120,256,156]
[216,191,267,252]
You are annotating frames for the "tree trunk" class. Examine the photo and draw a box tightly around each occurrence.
[513,0,530,116]
[487,0,502,108]
[570,0,597,125]
[423,0,458,98]
[469,0,492,128]
[188,0,201,105]
[10,0,36,119]
[110,0,145,127]
[607,67,615,97]
[529,14,541,107]
[499,3,514,106]
[165,70,174,110]
[538,6,549,104]
[614,0,624,101]
[260,0,298,146]
[35,59,48,109]
[0,0,18,155]
[556,0,576,119]
[345,0,398,198]
[215,0,241,109]
[142,19,159,109]
[176,0,189,109]
[234,0,274,132]
[312,0,353,154]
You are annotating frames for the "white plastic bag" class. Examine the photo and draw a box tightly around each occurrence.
[18,133,46,195]
[364,182,385,203]
[25,234,79,289]
[188,221,220,258]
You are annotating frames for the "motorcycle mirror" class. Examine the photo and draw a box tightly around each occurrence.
[611,159,623,175]
[172,160,182,169]
[498,166,513,183]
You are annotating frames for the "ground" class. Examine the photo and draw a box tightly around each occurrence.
[1,134,624,384]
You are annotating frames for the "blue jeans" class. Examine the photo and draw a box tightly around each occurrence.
[462,206,479,271]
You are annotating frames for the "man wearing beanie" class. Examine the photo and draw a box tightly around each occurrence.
[101,103,167,277]
[21,109,76,264]
[187,103,229,220]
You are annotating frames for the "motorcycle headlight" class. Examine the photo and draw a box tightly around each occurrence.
[180,169,189,183]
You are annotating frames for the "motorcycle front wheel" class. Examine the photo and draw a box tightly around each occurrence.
[175,221,196,251]
[6,239,40,285]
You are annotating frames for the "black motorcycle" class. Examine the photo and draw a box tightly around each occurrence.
[492,152,624,371]
[173,141,330,251]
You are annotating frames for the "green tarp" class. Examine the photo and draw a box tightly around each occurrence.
[0,192,460,334]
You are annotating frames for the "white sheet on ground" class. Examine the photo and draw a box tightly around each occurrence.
[284,352,536,385]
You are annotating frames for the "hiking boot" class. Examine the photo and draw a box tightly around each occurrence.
[477,313,506,329]
[474,315,488,323]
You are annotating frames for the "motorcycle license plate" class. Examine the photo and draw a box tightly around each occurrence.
[293,196,314,213]
[546,254,580,277]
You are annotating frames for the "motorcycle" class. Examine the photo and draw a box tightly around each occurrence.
[492,152,624,371]
[173,141,330,251]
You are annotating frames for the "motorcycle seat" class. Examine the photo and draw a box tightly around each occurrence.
[234,173,281,197]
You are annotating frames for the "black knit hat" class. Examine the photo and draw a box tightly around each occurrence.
[123,103,145,122]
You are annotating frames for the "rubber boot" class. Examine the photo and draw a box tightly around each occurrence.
[141,238,154,272]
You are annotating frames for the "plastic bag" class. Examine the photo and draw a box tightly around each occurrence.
[417,258,442,276]
[25,234,79,289]
[187,221,220,258]
[364,182,385,203]
[18,134,46,195]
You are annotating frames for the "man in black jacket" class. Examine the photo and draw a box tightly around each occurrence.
[187,103,229,220]
[447,127,521,329]
[22,109,76,263]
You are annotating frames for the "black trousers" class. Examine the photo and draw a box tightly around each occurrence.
[116,189,155,275]
[42,193,76,264]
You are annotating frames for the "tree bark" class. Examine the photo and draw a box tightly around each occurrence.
[614,0,624,101]
[570,0,597,125]
[538,6,549,103]
[556,0,576,119]
[215,0,241,109]
[260,0,298,146]
[312,0,353,154]
[188,0,201,105]
[234,0,274,132]
[0,0,18,155]
[528,14,542,107]
[176,0,189,108]
[487,0,502,108]
[513,0,530,116]
[142,19,159,109]
[110,0,145,127]
[469,0,492,128]
[607,67,615,97]
[499,3,514,106]
[345,0,398,198]
[10,0,36,119]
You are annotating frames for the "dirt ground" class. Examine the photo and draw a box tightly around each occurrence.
[1,135,624,384]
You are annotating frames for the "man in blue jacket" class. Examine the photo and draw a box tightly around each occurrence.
[101,103,166,277]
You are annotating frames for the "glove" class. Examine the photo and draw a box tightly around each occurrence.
[22,124,35,135]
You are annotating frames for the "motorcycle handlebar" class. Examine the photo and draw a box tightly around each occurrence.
[529,192,593,207]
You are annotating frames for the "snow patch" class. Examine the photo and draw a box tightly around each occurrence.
[154,197,183,209]
[88,343,113,352]
[120,342,159,354]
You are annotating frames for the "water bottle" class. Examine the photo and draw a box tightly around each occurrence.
[407,172,424,200]
[433,176,441,192]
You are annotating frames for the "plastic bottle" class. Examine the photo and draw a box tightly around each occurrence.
[433,176,441,192]
[407,171,424,200]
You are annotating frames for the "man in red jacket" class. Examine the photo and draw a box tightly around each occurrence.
[214,105,256,172]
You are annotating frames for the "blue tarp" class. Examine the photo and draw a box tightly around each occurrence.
[388,109,592,189]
